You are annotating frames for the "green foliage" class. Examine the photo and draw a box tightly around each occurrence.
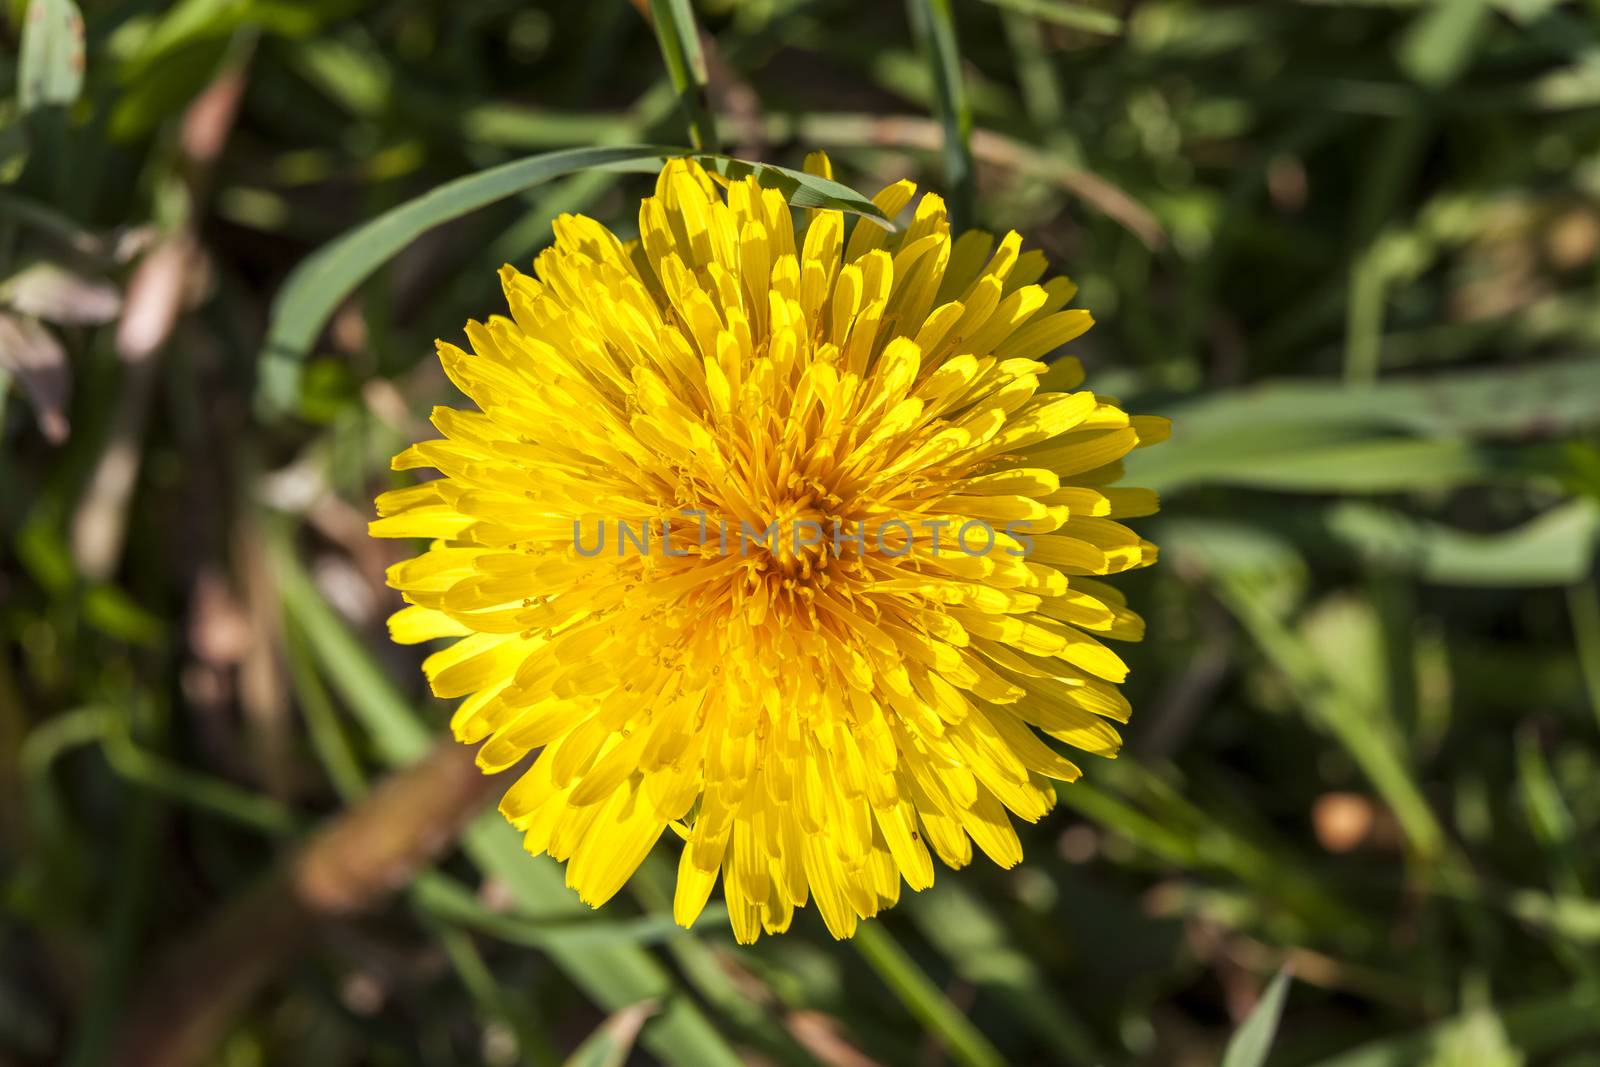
[4,1,1600,1065]
[257,144,890,415]
[16,0,82,113]
[1221,969,1292,1067]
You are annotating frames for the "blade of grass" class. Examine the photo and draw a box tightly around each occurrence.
[646,0,719,152]
[1567,577,1600,730]
[905,883,1102,1063]
[628,854,819,1067]
[907,0,976,228]
[256,144,891,417]
[852,921,1005,1067]
[562,1000,659,1067]
[1344,0,1488,384]
[976,0,1123,36]
[22,706,298,837]
[1303,986,1600,1067]
[1214,573,1448,859]
[426,920,562,1067]
[284,615,368,801]
[256,144,680,418]
[17,0,84,113]
[1221,969,1293,1067]
[999,8,1065,129]
[63,696,162,1067]
[412,870,721,949]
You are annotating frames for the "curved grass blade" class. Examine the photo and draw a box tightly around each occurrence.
[647,0,718,152]
[1304,986,1600,1067]
[1221,968,1292,1067]
[563,1000,659,1067]
[852,921,1006,1067]
[257,144,677,416]
[695,154,895,223]
[908,0,975,228]
[976,0,1123,36]
[256,145,892,417]
[18,0,85,113]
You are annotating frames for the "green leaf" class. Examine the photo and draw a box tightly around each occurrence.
[908,0,975,228]
[1507,891,1600,945]
[648,0,717,152]
[1397,0,1490,89]
[976,0,1123,35]
[1150,359,1600,441]
[0,103,29,182]
[1127,359,1600,493]
[1221,969,1293,1067]
[1133,433,1562,494]
[17,0,84,113]
[906,884,1102,1063]
[695,155,896,221]
[256,145,892,417]
[1170,499,1600,588]
[562,1001,660,1067]
[852,921,1007,1067]
[1304,988,1600,1067]
[1319,499,1600,587]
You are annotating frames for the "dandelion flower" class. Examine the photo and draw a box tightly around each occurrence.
[372,154,1167,942]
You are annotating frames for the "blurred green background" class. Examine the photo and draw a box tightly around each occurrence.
[4,0,1600,1065]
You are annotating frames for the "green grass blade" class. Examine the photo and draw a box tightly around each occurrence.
[976,0,1123,35]
[1214,574,1448,859]
[562,1000,659,1067]
[1568,577,1600,730]
[17,0,84,113]
[256,144,681,418]
[1184,498,1600,588]
[693,155,895,223]
[1221,969,1293,1067]
[906,883,1102,1063]
[1303,987,1600,1067]
[648,0,718,152]
[908,0,976,228]
[1127,358,1600,494]
[852,921,1005,1067]
[255,144,891,417]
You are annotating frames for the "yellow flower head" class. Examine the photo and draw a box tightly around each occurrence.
[372,154,1167,943]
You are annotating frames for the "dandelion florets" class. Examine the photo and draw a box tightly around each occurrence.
[372,154,1167,943]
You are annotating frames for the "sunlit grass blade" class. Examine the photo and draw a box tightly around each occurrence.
[1222,969,1293,1067]
[908,0,976,228]
[18,0,85,113]
[562,1000,659,1067]
[256,144,892,417]
[256,144,681,418]
[647,0,718,152]
[1128,358,1600,493]
[852,921,1005,1067]
[1568,577,1600,730]
[906,884,1102,1062]
[1214,572,1448,860]
[976,0,1123,35]
[1305,987,1600,1067]
[1164,499,1600,588]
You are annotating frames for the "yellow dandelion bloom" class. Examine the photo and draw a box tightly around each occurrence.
[372,154,1168,943]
